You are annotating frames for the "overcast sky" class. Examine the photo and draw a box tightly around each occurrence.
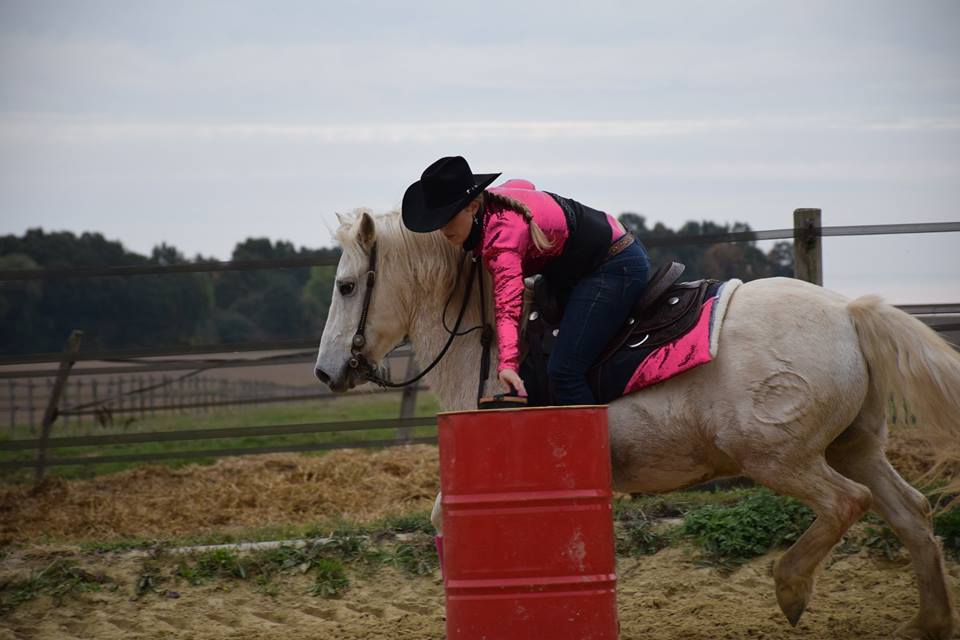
[1,0,957,303]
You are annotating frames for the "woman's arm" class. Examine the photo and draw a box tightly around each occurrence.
[482,214,530,375]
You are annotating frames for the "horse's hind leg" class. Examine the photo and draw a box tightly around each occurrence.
[741,456,873,626]
[827,420,956,639]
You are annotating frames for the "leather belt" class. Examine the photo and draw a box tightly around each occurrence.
[602,232,635,262]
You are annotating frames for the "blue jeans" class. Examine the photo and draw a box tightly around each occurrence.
[547,241,649,405]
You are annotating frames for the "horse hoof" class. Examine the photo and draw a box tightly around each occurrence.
[774,566,812,627]
[780,600,806,627]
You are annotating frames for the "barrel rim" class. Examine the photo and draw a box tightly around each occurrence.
[438,404,607,417]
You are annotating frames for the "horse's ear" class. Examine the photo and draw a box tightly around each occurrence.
[335,211,349,227]
[357,211,376,250]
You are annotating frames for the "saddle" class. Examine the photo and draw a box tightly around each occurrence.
[519,262,719,405]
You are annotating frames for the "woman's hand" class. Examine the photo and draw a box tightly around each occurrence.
[498,369,527,397]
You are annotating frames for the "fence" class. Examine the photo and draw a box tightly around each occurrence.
[1,209,958,482]
[2,374,410,432]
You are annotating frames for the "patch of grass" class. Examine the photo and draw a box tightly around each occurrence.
[81,537,164,554]
[203,534,391,597]
[831,535,862,558]
[615,510,671,557]
[255,576,281,597]
[934,507,960,555]
[176,548,246,585]
[0,559,111,615]
[71,509,435,570]
[247,546,311,579]
[863,524,902,560]
[681,489,814,566]
[619,486,761,520]
[390,535,439,577]
[135,561,169,598]
[373,511,435,536]
[167,523,319,549]
[311,558,349,598]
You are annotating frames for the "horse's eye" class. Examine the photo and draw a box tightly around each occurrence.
[338,281,356,297]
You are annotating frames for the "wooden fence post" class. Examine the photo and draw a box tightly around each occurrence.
[35,330,83,484]
[793,208,823,285]
[396,351,420,444]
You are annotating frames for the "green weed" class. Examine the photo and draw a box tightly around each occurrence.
[618,486,760,520]
[135,561,168,598]
[934,507,960,555]
[311,558,349,598]
[681,489,814,565]
[81,537,162,554]
[0,559,110,614]
[373,511,435,535]
[176,548,246,585]
[390,536,439,577]
[615,511,670,556]
[863,525,902,560]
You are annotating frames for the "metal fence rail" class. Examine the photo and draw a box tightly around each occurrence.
[55,388,426,417]
[1,211,957,481]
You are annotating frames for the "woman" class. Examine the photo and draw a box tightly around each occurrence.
[402,156,649,405]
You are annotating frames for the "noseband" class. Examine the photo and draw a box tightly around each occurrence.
[347,241,493,403]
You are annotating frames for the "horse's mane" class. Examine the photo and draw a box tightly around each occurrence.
[335,209,464,298]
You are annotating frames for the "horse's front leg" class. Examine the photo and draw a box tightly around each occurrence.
[431,491,443,533]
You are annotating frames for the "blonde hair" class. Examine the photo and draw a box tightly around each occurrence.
[482,192,554,252]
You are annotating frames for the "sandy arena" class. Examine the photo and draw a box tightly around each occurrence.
[1,443,958,639]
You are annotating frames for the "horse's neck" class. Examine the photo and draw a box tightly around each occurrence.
[407,268,498,411]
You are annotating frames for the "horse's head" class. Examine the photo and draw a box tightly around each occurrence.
[314,210,410,392]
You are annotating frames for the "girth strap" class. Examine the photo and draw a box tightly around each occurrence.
[476,259,493,405]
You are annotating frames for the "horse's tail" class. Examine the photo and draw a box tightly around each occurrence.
[847,295,960,488]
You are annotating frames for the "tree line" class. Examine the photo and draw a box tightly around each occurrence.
[0,216,792,354]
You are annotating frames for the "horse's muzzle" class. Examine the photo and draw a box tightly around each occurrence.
[314,366,331,386]
[315,365,357,392]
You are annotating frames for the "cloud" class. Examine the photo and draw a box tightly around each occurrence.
[4,114,959,145]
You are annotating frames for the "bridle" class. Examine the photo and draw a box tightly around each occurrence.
[346,241,494,404]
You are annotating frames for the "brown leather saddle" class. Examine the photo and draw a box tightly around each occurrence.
[519,262,719,405]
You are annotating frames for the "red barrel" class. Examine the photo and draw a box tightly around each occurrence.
[439,406,618,639]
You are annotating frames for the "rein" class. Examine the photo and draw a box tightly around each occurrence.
[347,241,493,403]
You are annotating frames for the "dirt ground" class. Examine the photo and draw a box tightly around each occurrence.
[1,436,953,546]
[2,439,958,639]
[1,542,957,640]
[0,447,442,544]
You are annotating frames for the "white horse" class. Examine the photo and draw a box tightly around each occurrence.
[314,209,959,639]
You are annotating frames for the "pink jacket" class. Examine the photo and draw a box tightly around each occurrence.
[478,179,624,374]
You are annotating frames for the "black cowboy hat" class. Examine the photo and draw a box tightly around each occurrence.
[402,156,501,233]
